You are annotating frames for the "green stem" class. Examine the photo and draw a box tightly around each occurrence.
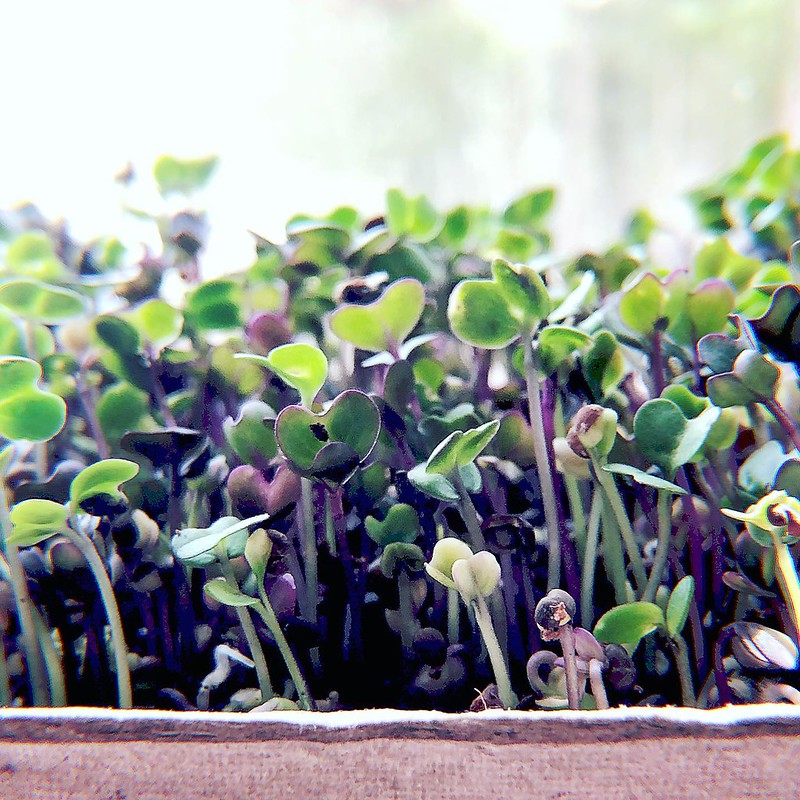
[301,478,318,626]
[61,526,132,708]
[31,605,66,706]
[451,470,486,551]
[473,595,517,709]
[398,569,416,656]
[670,633,696,708]
[592,457,647,595]
[447,587,460,645]
[600,499,628,604]
[581,489,603,628]
[642,490,672,604]
[0,481,49,705]
[523,339,561,590]
[253,584,314,711]
[218,553,273,703]
[555,393,586,558]
[0,633,11,706]
[772,533,800,643]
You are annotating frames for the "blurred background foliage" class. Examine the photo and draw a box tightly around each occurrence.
[1,0,798,273]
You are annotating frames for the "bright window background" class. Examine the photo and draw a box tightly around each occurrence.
[2,0,798,275]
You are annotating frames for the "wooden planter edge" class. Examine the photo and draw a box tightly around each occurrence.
[1,703,799,744]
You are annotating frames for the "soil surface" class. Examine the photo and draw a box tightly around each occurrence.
[0,708,798,799]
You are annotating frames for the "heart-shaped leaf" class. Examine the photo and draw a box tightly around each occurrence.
[365,503,421,547]
[8,499,68,547]
[96,383,150,443]
[0,279,85,324]
[238,343,327,409]
[536,326,592,375]
[427,420,500,476]
[154,154,218,196]
[329,278,425,353]
[666,576,695,638]
[619,273,665,335]
[130,299,183,353]
[186,279,242,332]
[447,279,519,349]
[70,459,140,509]
[275,390,380,485]
[385,189,442,242]
[224,401,278,466]
[407,463,459,502]
[633,399,720,476]
[0,357,66,442]
[173,513,272,567]
[582,331,626,398]
[491,259,551,327]
[593,602,665,647]
[203,577,258,607]
[750,283,800,365]
[5,232,64,280]
[602,464,686,495]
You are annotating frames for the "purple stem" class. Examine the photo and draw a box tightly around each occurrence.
[543,380,581,605]
[329,487,363,662]
[767,400,800,453]
[676,469,706,615]
[713,626,735,707]
[651,329,665,396]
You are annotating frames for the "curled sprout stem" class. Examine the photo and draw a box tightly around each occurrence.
[588,658,608,710]
[558,623,580,711]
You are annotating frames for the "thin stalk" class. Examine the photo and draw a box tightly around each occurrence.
[218,555,273,702]
[650,328,665,395]
[600,500,628,604]
[0,481,49,705]
[451,471,486,551]
[447,587,460,645]
[300,478,317,625]
[253,583,314,711]
[0,634,10,706]
[61,526,132,708]
[329,488,362,660]
[592,458,647,595]
[670,633,696,708]
[767,399,800,453]
[397,569,416,655]
[677,469,705,621]
[642,490,672,604]
[772,533,800,644]
[713,626,735,707]
[523,339,561,589]
[473,595,517,709]
[558,623,580,711]
[554,393,587,556]
[31,605,66,707]
[76,375,110,460]
[588,658,609,709]
[581,489,603,628]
